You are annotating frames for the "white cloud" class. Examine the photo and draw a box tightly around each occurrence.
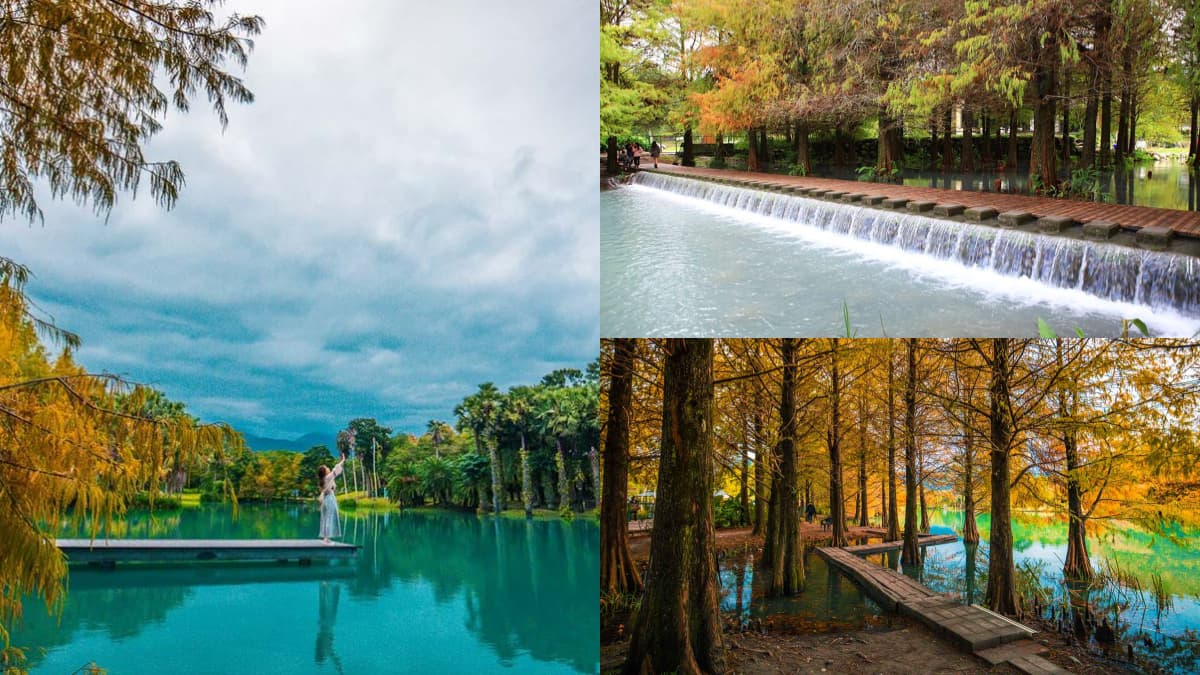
[0,0,598,436]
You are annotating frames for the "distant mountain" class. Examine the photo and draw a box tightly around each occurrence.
[242,431,336,452]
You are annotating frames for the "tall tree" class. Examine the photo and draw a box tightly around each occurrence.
[764,338,804,597]
[901,338,920,566]
[827,338,847,547]
[601,339,642,595]
[623,339,725,675]
[985,338,1018,615]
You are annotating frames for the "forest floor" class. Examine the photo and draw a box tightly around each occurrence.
[602,526,1129,674]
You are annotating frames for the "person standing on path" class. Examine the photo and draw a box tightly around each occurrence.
[650,140,661,168]
[317,451,348,543]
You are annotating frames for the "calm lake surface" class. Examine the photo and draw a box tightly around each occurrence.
[12,504,598,674]
[719,508,1200,673]
[602,184,1200,337]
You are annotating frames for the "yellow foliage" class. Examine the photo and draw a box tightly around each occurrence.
[0,259,240,664]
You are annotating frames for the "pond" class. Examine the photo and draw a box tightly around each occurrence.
[601,182,1200,337]
[10,504,598,674]
[716,508,1200,673]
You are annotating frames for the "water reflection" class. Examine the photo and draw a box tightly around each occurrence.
[14,506,598,674]
[315,582,345,674]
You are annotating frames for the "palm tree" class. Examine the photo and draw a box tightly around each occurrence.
[455,383,503,513]
[425,419,452,459]
[536,387,583,511]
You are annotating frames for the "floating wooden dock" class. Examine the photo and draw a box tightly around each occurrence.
[57,539,359,566]
[817,545,1066,674]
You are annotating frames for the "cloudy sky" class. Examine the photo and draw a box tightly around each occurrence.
[0,1,598,439]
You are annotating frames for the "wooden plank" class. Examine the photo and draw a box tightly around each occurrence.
[57,538,359,564]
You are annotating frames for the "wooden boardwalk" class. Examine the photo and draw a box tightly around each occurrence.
[842,533,959,554]
[645,163,1200,241]
[818,544,1067,674]
[57,538,359,566]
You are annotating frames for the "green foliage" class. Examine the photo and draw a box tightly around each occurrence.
[298,445,335,496]
[713,496,747,529]
[129,492,183,510]
[787,162,808,176]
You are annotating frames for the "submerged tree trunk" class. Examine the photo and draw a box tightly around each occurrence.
[827,338,847,547]
[1057,339,1094,581]
[682,125,695,167]
[919,479,929,534]
[623,339,725,675]
[962,435,980,544]
[901,338,920,566]
[765,338,804,596]
[886,350,900,542]
[986,338,1018,615]
[601,350,640,594]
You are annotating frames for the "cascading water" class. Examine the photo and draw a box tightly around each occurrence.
[630,172,1200,318]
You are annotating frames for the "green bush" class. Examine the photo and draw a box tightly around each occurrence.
[129,492,182,509]
[713,496,747,529]
[338,496,358,509]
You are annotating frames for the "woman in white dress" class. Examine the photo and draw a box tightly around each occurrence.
[317,452,347,543]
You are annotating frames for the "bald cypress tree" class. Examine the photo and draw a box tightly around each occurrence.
[623,338,725,675]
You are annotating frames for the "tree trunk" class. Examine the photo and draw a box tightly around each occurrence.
[1190,98,1199,167]
[757,128,771,172]
[521,438,534,518]
[877,104,902,175]
[1116,47,1131,164]
[981,115,993,165]
[833,125,847,168]
[1007,107,1019,170]
[682,125,695,167]
[1128,89,1138,156]
[1057,339,1094,581]
[556,439,570,511]
[764,338,804,596]
[753,412,768,535]
[1098,11,1112,168]
[607,136,619,175]
[919,479,929,534]
[746,129,759,172]
[623,339,725,675]
[827,338,847,547]
[962,435,980,544]
[901,338,920,566]
[930,117,939,170]
[1030,57,1059,189]
[1082,60,1099,169]
[740,440,750,527]
[714,133,726,164]
[986,338,1018,615]
[490,442,504,513]
[942,108,954,172]
[961,108,975,173]
[857,395,869,528]
[1061,70,1071,169]
[880,476,887,530]
[886,350,900,542]
[795,122,811,175]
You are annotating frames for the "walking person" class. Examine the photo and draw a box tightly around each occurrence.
[317,451,348,544]
[633,143,643,168]
[650,140,661,168]
[805,502,816,523]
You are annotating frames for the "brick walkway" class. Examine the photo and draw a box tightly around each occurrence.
[648,163,1200,239]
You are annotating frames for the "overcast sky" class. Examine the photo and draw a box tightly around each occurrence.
[0,1,598,439]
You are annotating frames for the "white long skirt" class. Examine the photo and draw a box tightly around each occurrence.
[319,492,342,539]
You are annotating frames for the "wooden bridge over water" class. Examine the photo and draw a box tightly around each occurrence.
[57,539,359,567]
[817,533,1068,674]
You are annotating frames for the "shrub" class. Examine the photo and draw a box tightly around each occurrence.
[713,496,747,529]
[129,492,182,509]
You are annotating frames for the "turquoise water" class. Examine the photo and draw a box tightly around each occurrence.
[717,510,1200,670]
[11,504,598,674]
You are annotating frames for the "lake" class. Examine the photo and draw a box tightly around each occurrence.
[719,508,1200,673]
[602,182,1200,337]
[11,504,598,674]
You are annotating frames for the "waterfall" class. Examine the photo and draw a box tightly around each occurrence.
[630,172,1200,318]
